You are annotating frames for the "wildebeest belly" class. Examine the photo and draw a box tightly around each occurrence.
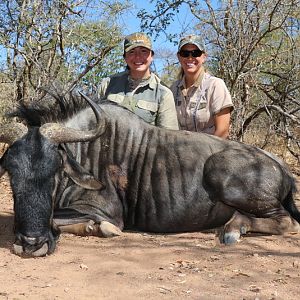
[126,192,236,233]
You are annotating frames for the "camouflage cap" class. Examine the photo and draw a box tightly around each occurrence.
[124,32,153,53]
[178,34,206,52]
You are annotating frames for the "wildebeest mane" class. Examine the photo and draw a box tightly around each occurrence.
[7,88,96,127]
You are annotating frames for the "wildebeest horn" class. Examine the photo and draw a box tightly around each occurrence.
[0,122,28,145]
[39,92,106,143]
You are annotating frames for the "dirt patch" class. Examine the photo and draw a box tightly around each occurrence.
[0,174,300,300]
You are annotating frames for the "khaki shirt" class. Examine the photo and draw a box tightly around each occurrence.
[170,73,233,134]
[98,71,179,130]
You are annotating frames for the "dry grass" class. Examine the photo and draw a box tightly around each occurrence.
[0,82,14,123]
[242,130,299,175]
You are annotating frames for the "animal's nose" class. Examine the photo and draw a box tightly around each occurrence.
[12,234,52,257]
[24,236,40,245]
[13,241,49,257]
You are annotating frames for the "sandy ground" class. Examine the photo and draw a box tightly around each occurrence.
[0,173,300,300]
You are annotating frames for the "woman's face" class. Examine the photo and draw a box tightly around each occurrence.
[124,46,153,79]
[177,44,207,76]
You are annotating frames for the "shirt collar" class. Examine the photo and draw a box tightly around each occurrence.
[127,71,155,89]
[178,66,206,89]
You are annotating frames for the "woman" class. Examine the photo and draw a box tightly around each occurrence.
[170,34,233,138]
[98,32,179,130]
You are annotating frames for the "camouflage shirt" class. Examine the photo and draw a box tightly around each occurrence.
[98,71,179,130]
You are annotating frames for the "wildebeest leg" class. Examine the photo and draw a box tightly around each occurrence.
[219,211,300,244]
[58,220,122,237]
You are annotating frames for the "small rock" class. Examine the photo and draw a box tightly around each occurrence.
[79,263,88,270]
[116,272,125,276]
[249,285,260,292]
[0,293,8,297]
[293,261,300,268]
[272,291,278,297]
[210,255,220,261]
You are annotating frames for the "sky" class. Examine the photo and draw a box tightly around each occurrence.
[122,1,198,43]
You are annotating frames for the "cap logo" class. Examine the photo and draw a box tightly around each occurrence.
[133,39,145,43]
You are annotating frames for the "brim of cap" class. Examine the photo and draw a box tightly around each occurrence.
[178,42,205,52]
[125,44,152,52]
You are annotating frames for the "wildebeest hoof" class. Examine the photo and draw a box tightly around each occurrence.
[222,231,241,245]
[99,221,122,237]
[85,220,122,237]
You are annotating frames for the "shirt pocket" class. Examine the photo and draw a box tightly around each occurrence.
[192,88,207,110]
[136,100,158,124]
[137,100,158,112]
[188,99,206,111]
[197,99,207,110]
[107,94,124,104]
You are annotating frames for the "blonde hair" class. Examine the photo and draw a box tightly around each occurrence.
[177,67,184,80]
[177,66,208,80]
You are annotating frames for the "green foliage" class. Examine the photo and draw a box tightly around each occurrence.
[82,45,125,89]
[0,0,132,101]
[59,20,124,87]
[138,0,199,41]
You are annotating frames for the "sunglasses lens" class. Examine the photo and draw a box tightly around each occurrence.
[179,50,202,58]
[192,50,202,57]
[179,50,190,57]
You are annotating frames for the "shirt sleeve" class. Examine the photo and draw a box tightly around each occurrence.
[210,78,233,114]
[156,88,179,130]
[97,77,111,101]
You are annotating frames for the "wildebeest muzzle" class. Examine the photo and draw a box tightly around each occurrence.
[13,228,59,257]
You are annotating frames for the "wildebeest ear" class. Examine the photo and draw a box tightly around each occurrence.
[58,149,104,190]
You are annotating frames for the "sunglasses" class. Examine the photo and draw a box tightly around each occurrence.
[178,49,203,58]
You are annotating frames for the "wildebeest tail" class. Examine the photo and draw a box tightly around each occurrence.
[282,179,300,223]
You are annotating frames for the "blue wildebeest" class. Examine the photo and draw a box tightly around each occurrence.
[0,91,299,257]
